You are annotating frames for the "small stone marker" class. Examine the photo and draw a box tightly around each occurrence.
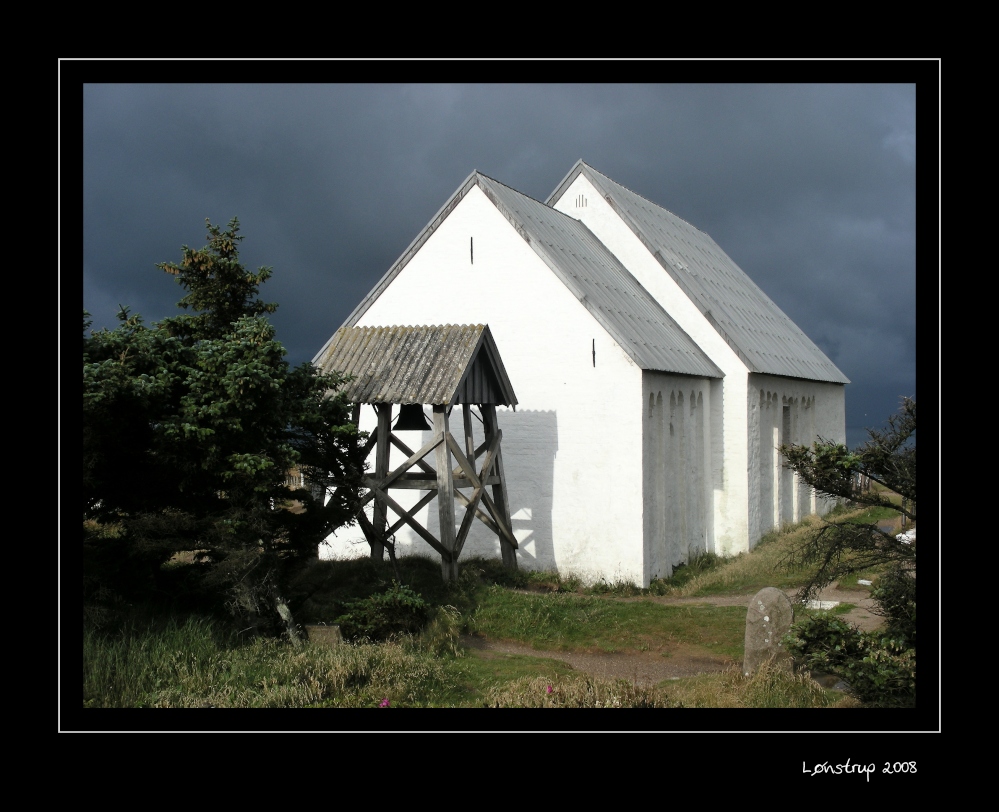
[743,587,794,676]
[305,624,343,647]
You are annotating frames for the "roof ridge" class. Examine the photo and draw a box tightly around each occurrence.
[577,161,708,237]
[475,171,571,213]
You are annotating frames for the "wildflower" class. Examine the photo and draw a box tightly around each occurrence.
[379,698,390,707]
[546,685,553,694]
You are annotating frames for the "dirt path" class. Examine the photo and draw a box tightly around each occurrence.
[460,583,881,687]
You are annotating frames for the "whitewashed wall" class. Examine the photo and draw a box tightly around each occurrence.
[746,374,847,544]
[552,175,752,556]
[642,372,714,584]
[320,185,649,585]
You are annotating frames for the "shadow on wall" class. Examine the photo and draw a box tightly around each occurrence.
[418,408,558,572]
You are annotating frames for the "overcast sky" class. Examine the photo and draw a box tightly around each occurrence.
[80,81,921,449]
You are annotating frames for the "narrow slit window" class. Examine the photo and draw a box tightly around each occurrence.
[470,236,473,265]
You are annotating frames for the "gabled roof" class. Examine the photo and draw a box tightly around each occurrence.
[331,171,723,379]
[315,324,518,407]
[548,161,850,384]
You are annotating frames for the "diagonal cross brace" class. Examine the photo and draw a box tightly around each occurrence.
[358,434,444,509]
[445,432,518,552]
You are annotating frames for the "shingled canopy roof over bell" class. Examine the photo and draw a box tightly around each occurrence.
[316,324,518,407]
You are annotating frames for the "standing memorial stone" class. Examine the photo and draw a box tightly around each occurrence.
[743,587,794,676]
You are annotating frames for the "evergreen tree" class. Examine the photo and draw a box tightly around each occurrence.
[780,399,917,706]
[779,397,916,602]
[83,218,363,640]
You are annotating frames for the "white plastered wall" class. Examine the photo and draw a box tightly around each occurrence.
[642,372,713,585]
[552,175,751,556]
[320,184,649,585]
[747,374,847,543]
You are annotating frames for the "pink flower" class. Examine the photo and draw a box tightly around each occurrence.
[379,698,390,707]
[546,685,553,694]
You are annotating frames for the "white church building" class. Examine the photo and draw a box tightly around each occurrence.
[315,161,848,587]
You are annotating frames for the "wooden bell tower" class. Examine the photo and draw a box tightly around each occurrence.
[316,324,519,581]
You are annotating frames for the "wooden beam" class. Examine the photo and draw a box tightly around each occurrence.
[389,433,436,475]
[445,429,518,553]
[369,476,437,490]
[385,490,438,537]
[454,490,505,540]
[434,405,458,581]
[356,509,380,547]
[483,404,518,570]
[447,429,500,483]
[371,403,392,561]
[463,404,475,463]
[446,431,481,483]
[451,438,489,478]
[453,434,501,559]
[358,434,444,508]
[452,406,481,552]
[368,484,451,561]
[365,473,500,490]
[361,431,379,459]
[454,441,491,559]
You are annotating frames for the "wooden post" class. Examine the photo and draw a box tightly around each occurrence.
[434,405,458,581]
[482,404,517,571]
[371,403,391,562]
[463,404,475,462]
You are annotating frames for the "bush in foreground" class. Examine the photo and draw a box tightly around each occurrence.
[333,581,432,642]
[785,615,915,708]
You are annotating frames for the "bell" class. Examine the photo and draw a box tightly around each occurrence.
[394,403,432,432]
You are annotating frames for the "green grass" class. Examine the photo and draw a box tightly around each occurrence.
[83,510,895,709]
[842,505,901,525]
[466,586,745,660]
[457,652,578,706]
[655,517,827,597]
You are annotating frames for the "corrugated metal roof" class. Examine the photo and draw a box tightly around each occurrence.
[476,175,723,378]
[548,161,850,384]
[315,324,518,406]
[322,171,721,379]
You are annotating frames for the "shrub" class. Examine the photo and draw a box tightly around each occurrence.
[784,615,915,707]
[334,581,431,642]
[871,564,916,644]
[410,605,464,658]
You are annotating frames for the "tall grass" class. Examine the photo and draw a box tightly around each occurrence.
[657,515,831,597]
[664,659,841,708]
[83,614,467,708]
[83,611,839,708]
[483,659,836,709]
[485,674,685,708]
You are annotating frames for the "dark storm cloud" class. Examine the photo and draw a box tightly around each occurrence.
[81,81,920,447]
